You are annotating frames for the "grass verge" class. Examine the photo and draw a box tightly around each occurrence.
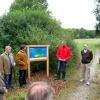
[87,64,100,100]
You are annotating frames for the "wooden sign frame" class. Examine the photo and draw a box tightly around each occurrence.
[27,45,49,80]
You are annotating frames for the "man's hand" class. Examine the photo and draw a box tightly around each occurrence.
[3,87,8,93]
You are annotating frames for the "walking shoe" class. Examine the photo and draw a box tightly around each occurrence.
[86,81,90,85]
[80,79,84,82]
[55,78,60,80]
[63,78,66,81]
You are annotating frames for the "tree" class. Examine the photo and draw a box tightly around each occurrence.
[10,0,48,12]
[95,0,100,36]
[0,0,79,73]
[0,0,61,49]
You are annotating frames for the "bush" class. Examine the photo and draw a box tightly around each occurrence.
[0,0,80,76]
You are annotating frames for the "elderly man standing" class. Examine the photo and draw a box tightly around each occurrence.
[15,45,28,87]
[0,46,15,89]
[80,43,93,85]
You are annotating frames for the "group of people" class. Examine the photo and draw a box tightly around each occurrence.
[0,41,93,100]
[0,45,27,90]
[56,42,93,86]
[0,45,28,100]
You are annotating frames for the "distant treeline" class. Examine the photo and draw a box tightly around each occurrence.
[65,28,99,39]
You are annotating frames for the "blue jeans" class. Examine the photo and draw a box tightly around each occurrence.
[5,74,12,89]
[57,60,67,80]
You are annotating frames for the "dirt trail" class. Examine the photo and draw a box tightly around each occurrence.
[67,50,100,100]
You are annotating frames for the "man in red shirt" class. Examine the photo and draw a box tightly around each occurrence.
[56,41,72,81]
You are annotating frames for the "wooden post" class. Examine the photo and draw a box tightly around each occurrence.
[47,46,49,77]
[27,47,31,81]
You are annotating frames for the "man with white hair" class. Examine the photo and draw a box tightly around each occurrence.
[26,81,54,100]
[80,43,93,85]
[0,46,15,89]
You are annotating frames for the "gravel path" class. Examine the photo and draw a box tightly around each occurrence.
[67,50,100,100]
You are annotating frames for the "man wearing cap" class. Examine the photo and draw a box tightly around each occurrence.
[80,43,93,85]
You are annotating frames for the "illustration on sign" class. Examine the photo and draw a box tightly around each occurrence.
[29,47,47,59]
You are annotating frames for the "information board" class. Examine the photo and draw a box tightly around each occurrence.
[29,47,47,61]
[27,45,49,80]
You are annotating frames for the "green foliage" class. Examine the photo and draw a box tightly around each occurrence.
[95,1,100,36]
[0,0,79,75]
[10,0,48,12]
[5,90,26,100]
[74,39,100,54]
[66,28,96,39]
[0,9,61,52]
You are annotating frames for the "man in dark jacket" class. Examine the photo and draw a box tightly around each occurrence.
[56,41,72,81]
[80,43,93,85]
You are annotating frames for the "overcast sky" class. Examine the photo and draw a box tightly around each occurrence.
[0,0,96,30]
[47,0,96,30]
[0,0,14,15]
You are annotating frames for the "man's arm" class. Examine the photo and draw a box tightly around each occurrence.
[56,48,60,59]
[0,55,4,77]
[15,53,25,66]
[90,51,93,60]
[66,48,72,61]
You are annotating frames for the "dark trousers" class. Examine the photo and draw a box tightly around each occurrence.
[5,74,12,89]
[57,60,67,80]
[19,70,27,87]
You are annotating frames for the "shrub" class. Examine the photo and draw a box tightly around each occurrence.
[0,0,80,77]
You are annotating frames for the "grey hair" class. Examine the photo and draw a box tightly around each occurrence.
[5,46,11,50]
[26,81,55,100]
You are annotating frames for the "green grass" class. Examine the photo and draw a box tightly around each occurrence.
[87,64,100,100]
[74,38,100,54]
[95,64,100,99]
[4,86,26,100]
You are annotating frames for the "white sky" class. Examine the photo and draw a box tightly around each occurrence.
[0,0,14,15]
[47,0,96,30]
[0,0,96,30]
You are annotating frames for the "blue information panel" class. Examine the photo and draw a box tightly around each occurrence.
[29,47,47,59]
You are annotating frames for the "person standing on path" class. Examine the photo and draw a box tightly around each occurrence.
[56,41,72,81]
[0,46,15,89]
[80,43,93,85]
[15,45,28,87]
